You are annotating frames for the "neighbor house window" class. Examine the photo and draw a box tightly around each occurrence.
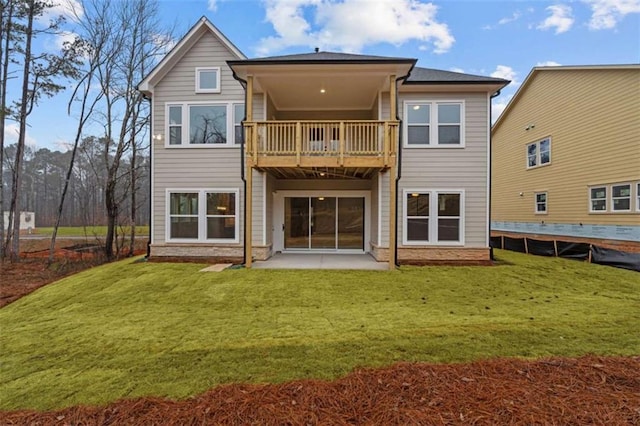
[404,101,464,147]
[611,184,631,212]
[195,67,220,93]
[590,186,607,212]
[167,189,239,242]
[403,190,464,244]
[526,137,551,168]
[166,103,243,147]
[535,192,547,213]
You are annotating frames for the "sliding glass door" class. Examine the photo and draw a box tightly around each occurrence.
[284,197,364,250]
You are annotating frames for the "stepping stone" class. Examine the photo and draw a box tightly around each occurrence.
[200,263,233,272]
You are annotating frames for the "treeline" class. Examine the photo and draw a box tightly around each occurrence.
[1,0,172,261]
[2,139,150,228]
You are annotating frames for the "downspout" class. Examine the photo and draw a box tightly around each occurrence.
[488,89,502,261]
[143,94,152,259]
[231,69,248,265]
[394,71,413,267]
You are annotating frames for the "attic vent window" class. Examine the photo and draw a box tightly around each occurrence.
[195,67,221,93]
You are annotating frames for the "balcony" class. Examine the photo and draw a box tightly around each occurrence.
[244,120,398,178]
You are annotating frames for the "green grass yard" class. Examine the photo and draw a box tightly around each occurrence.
[33,226,149,237]
[1,250,638,411]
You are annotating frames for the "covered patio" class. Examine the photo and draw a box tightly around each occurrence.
[252,253,388,270]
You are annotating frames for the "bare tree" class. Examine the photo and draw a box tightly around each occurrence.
[73,0,169,259]
[4,0,80,261]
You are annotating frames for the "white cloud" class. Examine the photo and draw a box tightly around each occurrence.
[536,60,562,66]
[208,0,218,12]
[257,0,454,55]
[38,0,84,24]
[449,67,465,73]
[4,123,37,148]
[583,0,640,29]
[538,4,574,34]
[499,11,522,25]
[492,96,511,123]
[44,30,78,53]
[491,65,518,84]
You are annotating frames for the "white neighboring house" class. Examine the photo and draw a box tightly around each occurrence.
[3,211,36,232]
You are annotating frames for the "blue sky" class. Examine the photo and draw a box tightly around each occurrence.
[5,0,640,151]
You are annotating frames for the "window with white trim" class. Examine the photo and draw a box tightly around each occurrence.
[526,137,551,168]
[233,103,244,145]
[195,67,220,93]
[167,189,239,242]
[166,103,243,147]
[589,186,607,212]
[404,101,464,147]
[611,184,631,212]
[535,192,547,214]
[637,183,640,211]
[403,190,464,244]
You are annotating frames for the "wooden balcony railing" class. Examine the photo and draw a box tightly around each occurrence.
[244,120,398,169]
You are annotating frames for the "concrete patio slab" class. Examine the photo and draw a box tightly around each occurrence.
[252,253,388,270]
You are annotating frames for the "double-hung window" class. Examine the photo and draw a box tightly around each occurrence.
[611,184,631,212]
[526,137,551,168]
[167,189,239,242]
[404,101,464,147]
[166,103,243,147]
[195,67,220,93]
[404,190,464,244]
[535,192,547,214]
[589,186,607,212]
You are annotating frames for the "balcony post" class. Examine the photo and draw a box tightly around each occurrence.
[296,122,302,166]
[389,74,397,269]
[245,76,253,267]
[339,121,345,166]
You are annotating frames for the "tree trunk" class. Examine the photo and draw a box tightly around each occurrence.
[8,0,35,262]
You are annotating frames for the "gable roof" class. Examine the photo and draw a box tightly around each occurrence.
[138,16,246,94]
[492,64,640,132]
[406,67,509,85]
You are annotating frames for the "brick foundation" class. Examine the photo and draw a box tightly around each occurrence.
[371,243,491,265]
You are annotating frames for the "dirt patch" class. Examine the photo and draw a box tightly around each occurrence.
[1,355,638,424]
[0,238,147,308]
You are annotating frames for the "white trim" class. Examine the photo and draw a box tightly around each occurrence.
[272,190,371,253]
[262,172,267,246]
[534,191,548,214]
[402,100,466,148]
[165,188,240,243]
[195,67,221,93]
[150,102,155,245]
[164,101,243,148]
[402,189,465,246]
[636,182,640,212]
[378,171,383,246]
[486,93,490,248]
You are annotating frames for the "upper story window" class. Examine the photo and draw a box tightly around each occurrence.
[526,137,551,168]
[195,67,220,93]
[404,101,464,148]
[166,102,243,147]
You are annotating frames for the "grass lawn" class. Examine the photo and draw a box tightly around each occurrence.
[1,250,638,411]
[33,226,149,237]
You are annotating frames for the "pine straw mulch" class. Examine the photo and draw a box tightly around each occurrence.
[2,355,638,425]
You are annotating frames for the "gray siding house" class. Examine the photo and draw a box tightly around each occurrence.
[138,17,509,268]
